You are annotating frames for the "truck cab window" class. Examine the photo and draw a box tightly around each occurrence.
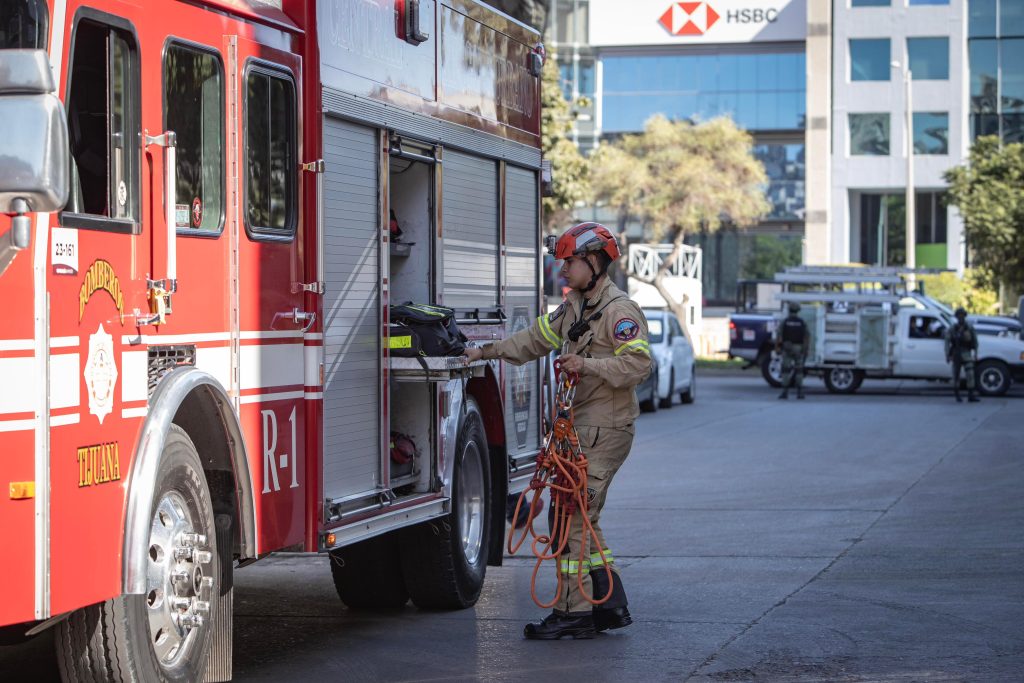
[245,67,296,237]
[0,0,48,50]
[63,19,139,231]
[164,44,224,234]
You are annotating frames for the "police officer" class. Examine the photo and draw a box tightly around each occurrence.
[463,222,651,640]
[945,307,979,402]
[776,302,808,400]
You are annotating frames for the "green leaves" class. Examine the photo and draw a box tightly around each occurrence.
[589,115,770,242]
[944,137,1024,297]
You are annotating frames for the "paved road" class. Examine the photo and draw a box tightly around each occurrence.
[5,372,1023,681]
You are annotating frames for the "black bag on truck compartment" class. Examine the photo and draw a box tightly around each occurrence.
[389,303,468,357]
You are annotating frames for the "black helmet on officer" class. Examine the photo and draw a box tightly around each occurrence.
[787,302,801,315]
[954,307,967,320]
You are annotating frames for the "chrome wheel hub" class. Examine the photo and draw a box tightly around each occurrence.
[457,441,485,567]
[831,368,854,389]
[145,491,214,667]
[980,368,1002,392]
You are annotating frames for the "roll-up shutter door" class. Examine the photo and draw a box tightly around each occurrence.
[321,117,381,503]
[503,165,541,459]
[442,150,498,309]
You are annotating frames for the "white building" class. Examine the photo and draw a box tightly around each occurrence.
[821,0,968,272]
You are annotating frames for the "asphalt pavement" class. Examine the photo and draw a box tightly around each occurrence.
[4,371,1023,681]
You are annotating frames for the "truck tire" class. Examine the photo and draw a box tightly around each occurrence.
[56,425,218,683]
[760,351,783,388]
[823,367,864,394]
[976,359,1011,396]
[658,370,675,408]
[399,398,491,609]
[329,533,409,609]
[681,365,696,404]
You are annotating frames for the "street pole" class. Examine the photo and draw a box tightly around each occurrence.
[905,67,915,290]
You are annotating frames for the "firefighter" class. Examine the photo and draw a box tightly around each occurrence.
[945,307,980,402]
[776,302,808,400]
[463,222,651,640]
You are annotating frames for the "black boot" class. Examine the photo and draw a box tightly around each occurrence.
[955,390,962,403]
[590,568,632,632]
[778,391,788,400]
[523,612,596,640]
[968,391,980,403]
[797,389,805,400]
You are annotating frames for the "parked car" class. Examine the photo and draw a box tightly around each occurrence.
[642,309,696,408]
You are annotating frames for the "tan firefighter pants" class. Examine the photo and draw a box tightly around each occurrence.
[554,423,634,614]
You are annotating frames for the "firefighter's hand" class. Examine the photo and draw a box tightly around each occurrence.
[558,353,585,374]
[463,346,484,364]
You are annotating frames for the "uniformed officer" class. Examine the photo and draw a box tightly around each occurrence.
[463,222,652,640]
[776,302,808,400]
[945,307,980,402]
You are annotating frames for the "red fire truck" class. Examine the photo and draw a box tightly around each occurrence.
[0,0,546,679]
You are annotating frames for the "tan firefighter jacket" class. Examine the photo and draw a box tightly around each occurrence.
[480,278,652,428]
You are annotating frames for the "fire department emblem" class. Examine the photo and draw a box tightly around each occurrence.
[191,197,203,228]
[84,324,118,424]
[659,2,720,36]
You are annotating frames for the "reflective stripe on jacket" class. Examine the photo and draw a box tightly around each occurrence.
[480,278,652,428]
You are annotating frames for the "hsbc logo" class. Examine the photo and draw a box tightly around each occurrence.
[658,2,780,37]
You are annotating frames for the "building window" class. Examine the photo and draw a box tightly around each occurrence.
[1002,0,1024,37]
[857,192,947,267]
[916,192,947,245]
[63,17,140,232]
[600,51,805,133]
[1001,39,1024,112]
[850,39,891,81]
[851,0,889,6]
[907,37,949,80]
[753,143,805,220]
[850,113,890,155]
[969,0,997,38]
[245,66,297,237]
[0,0,48,49]
[913,112,948,154]
[164,44,224,234]
[969,3,1024,142]
[970,39,998,112]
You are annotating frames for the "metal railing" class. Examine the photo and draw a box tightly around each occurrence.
[627,243,702,281]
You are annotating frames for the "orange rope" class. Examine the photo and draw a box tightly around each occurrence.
[507,362,614,608]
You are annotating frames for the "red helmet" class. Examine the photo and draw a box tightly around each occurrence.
[550,222,620,261]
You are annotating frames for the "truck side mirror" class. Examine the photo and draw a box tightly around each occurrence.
[0,49,70,276]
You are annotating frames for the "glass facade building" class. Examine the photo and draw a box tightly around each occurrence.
[968,0,1024,142]
[601,52,806,132]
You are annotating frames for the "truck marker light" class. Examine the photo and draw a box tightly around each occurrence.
[9,482,35,499]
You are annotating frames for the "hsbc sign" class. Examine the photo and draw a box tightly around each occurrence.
[590,0,805,47]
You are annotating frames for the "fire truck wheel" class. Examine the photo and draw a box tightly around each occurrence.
[328,533,409,609]
[56,425,218,683]
[400,398,491,609]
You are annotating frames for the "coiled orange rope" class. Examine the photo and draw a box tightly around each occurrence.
[507,360,614,608]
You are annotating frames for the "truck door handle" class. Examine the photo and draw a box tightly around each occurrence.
[292,308,316,332]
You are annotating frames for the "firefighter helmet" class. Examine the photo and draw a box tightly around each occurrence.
[550,222,621,262]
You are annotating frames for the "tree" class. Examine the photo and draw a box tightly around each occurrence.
[541,57,588,231]
[590,115,770,335]
[944,136,1024,310]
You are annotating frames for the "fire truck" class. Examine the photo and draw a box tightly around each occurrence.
[0,0,546,679]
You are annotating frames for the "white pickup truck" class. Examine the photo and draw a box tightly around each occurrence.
[763,269,1024,396]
